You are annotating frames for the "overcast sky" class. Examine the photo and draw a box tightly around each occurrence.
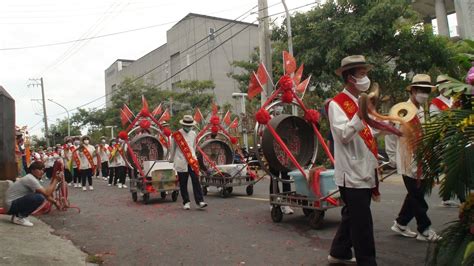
[1,0,316,138]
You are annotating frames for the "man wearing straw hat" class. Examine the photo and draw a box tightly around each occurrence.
[390,74,442,242]
[170,115,207,210]
[328,55,377,265]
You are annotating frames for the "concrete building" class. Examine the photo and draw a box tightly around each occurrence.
[411,0,474,39]
[104,13,259,109]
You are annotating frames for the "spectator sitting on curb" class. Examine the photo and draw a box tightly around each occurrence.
[5,161,61,227]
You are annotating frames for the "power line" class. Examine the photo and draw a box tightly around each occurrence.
[49,2,316,117]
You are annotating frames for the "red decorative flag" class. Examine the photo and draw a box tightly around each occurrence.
[294,64,304,85]
[211,103,219,116]
[247,72,262,100]
[141,95,149,112]
[223,110,231,126]
[229,118,239,129]
[256,63,268,85]
[159,109,170,122]
[151,103,162,117]
[296,76,311,95]
[283,51,296,74]
[120,104,134,127]
[194,108,203,123]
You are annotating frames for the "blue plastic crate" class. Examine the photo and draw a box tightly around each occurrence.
[289,169,336,199]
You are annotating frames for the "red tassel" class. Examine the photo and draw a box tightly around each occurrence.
[304,109,320,124]
[278,74,293,91]
[163,127,171,137]
[139,120,151,130]
[211,125,219,134]
[230,137,238,144]
[210,115,220,125]
[118,131,128,140]
[281,90,293,103]
[255,109,271,125]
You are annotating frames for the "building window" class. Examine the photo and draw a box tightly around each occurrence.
[209,27,215,41]
[170,52,180,76]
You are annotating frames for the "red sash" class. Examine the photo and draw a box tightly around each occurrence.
[430,97,449,111]
[172,131,200,175]
[82,145,96,171]
[332,93,378,158]
[72,148,81,169]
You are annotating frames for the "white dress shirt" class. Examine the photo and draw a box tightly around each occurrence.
[110,143,127,167]
[328,89,378,189]
[170,128,197,173]
[98,144,110,163]
[396,99,425,178]
[429,95,452,115]
[78,144,96,170]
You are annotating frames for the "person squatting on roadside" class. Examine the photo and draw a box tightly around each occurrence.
[328,55,378,266]
[5,161,61,227]
[169,115,207,210]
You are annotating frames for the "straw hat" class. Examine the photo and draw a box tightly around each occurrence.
[406,74,436,92]
[335,55,373,76]
[436,74,450,85]
[179,115,196,126]
[81,135,91,141]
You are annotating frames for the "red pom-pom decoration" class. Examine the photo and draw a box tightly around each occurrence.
[163,127,171,137]
[211,125,219,134]
[210,115,220,125]
[279,74,293,91]
[281,90,294,103]
[304,109,320,124]
[118,131,128,140]
[255,108,271,124]
[230,137,238,144]
[139,119,151,130]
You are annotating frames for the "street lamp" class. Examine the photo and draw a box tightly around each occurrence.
[105,125,118,138]
[48,99,70,137]
[232,92,248,149]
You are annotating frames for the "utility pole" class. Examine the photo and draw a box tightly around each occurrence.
[258,0,273,106]
[282,0,298,115]
[28,78,50,147]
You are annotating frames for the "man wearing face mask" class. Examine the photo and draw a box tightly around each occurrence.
[170,115,207,210]
[77,135,96,191]
[328,55,378,266]
[391,74,442,242]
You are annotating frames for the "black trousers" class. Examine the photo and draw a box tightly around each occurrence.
[396,175,432,233]
[80,168,93,186]
[73,167,80,183]
[108,167,116,185]
[64,168,72,183]
[101,161,109,177]
[178,165,204,205]
[330,187,376,266]
[269,168,291,194]
[112,166,126,185]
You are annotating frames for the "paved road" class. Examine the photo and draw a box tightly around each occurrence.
[40,175,458,265]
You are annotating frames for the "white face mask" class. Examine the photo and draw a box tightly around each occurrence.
[74,141,80,146]
[83,140,90,145]
[119,139,125,143]
[352,76,371,92]
[67,143,72,147]
[101,139,106,144]
[415,93,429,104]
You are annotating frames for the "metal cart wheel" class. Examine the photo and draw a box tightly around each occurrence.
[143,193,150,204]
[271,206,283,223]
[160,192,167,199]
[132,192,138,202]
[202,186,208,196]
[308,210,325,229]
[246,185,254,196]
[221,187,230,198]
[302,208,313,217]
[171,191,179,202]
[226,187,233,194]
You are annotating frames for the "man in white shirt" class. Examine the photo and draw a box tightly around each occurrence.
[98,136,111,181]
[6,161,61,226]
[328,55,377,266]
[170,115,207,210]
[391,74,441,242]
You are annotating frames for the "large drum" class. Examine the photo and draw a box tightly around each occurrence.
[129,134,165,168]
[197,139,234,171]
[261,114,315,172]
